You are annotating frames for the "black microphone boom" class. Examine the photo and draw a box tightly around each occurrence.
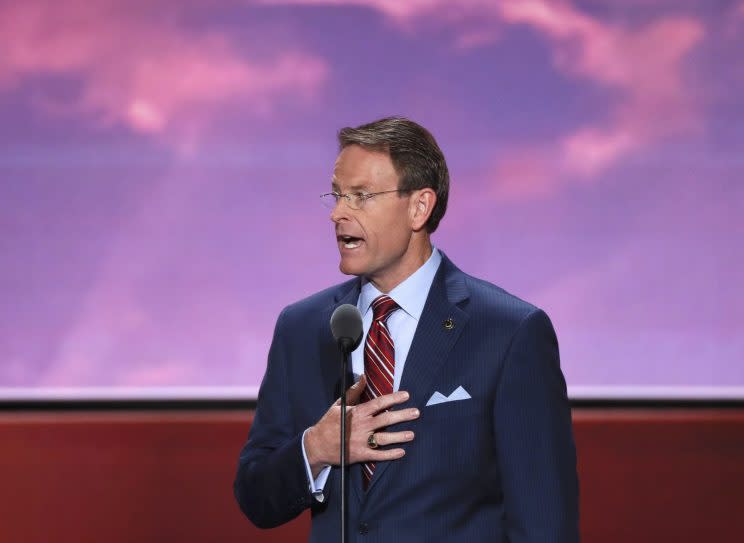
[330,304,363,354]
[329,303,362,543]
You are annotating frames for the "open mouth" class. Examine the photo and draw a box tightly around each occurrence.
[337,234,364,249]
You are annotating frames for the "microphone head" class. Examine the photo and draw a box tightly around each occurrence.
[330,304,363,354]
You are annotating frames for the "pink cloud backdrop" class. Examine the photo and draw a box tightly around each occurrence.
[1,0,742,396]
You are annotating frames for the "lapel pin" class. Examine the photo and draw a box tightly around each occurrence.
[443,317,455,330]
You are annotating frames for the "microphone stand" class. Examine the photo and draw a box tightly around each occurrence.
[330,304,361,543]
[339,344,350,543]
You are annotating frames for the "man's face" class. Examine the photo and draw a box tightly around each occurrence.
[331,145,415,288]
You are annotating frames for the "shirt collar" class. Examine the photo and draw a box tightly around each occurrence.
[358,247,442,321]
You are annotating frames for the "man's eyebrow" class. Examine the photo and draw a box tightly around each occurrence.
[331,181,370,191]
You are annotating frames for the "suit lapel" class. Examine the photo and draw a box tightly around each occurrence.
[318,279,361,406]
[365,255,470,496]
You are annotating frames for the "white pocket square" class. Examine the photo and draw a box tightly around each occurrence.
[425,385,472,406]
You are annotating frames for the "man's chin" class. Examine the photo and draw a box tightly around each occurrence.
[338,258,366,277]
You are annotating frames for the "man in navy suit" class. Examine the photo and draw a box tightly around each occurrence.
[234,117,579,542]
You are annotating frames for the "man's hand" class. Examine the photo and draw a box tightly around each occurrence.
[304,374,419,478]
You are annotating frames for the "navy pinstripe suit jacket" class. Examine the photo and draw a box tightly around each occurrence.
[234,253,579,542]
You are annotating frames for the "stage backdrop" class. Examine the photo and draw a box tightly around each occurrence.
[1,0,742,399]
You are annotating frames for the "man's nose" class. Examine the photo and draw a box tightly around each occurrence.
[330,197,351,222]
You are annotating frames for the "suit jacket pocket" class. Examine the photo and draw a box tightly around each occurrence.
[423,398,486,419]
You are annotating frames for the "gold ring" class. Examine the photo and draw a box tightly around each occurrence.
[367,433,379,449]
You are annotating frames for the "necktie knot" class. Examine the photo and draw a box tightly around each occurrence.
[371,295,399,323]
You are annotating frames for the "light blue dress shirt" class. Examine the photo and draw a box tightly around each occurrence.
[301,248,442,501]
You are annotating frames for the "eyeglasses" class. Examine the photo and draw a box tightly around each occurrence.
[319,189,410,210]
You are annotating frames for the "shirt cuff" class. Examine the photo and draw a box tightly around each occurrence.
[301,427,332,502]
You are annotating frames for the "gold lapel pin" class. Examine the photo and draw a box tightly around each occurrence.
[443,318,455,330]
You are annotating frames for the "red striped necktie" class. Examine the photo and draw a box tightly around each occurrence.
[361,294,399,489]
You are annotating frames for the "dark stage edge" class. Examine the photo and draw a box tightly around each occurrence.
[0,398,743,411]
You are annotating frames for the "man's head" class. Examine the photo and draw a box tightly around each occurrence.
[329,117,450,292]
[337,117,449,233]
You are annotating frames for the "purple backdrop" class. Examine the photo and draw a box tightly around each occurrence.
[1,0,742,397]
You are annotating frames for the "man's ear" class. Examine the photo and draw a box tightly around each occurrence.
[409,188,436,232]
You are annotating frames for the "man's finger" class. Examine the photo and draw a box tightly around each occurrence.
[359,390,410,416]
[369,430,415,447]
[374,407,420,429]
[332,375,367,407]
[367,448,406,462]
[346,374,367,405]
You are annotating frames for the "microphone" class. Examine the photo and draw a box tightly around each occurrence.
[329,303,362,543]
[330,304,363,354]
